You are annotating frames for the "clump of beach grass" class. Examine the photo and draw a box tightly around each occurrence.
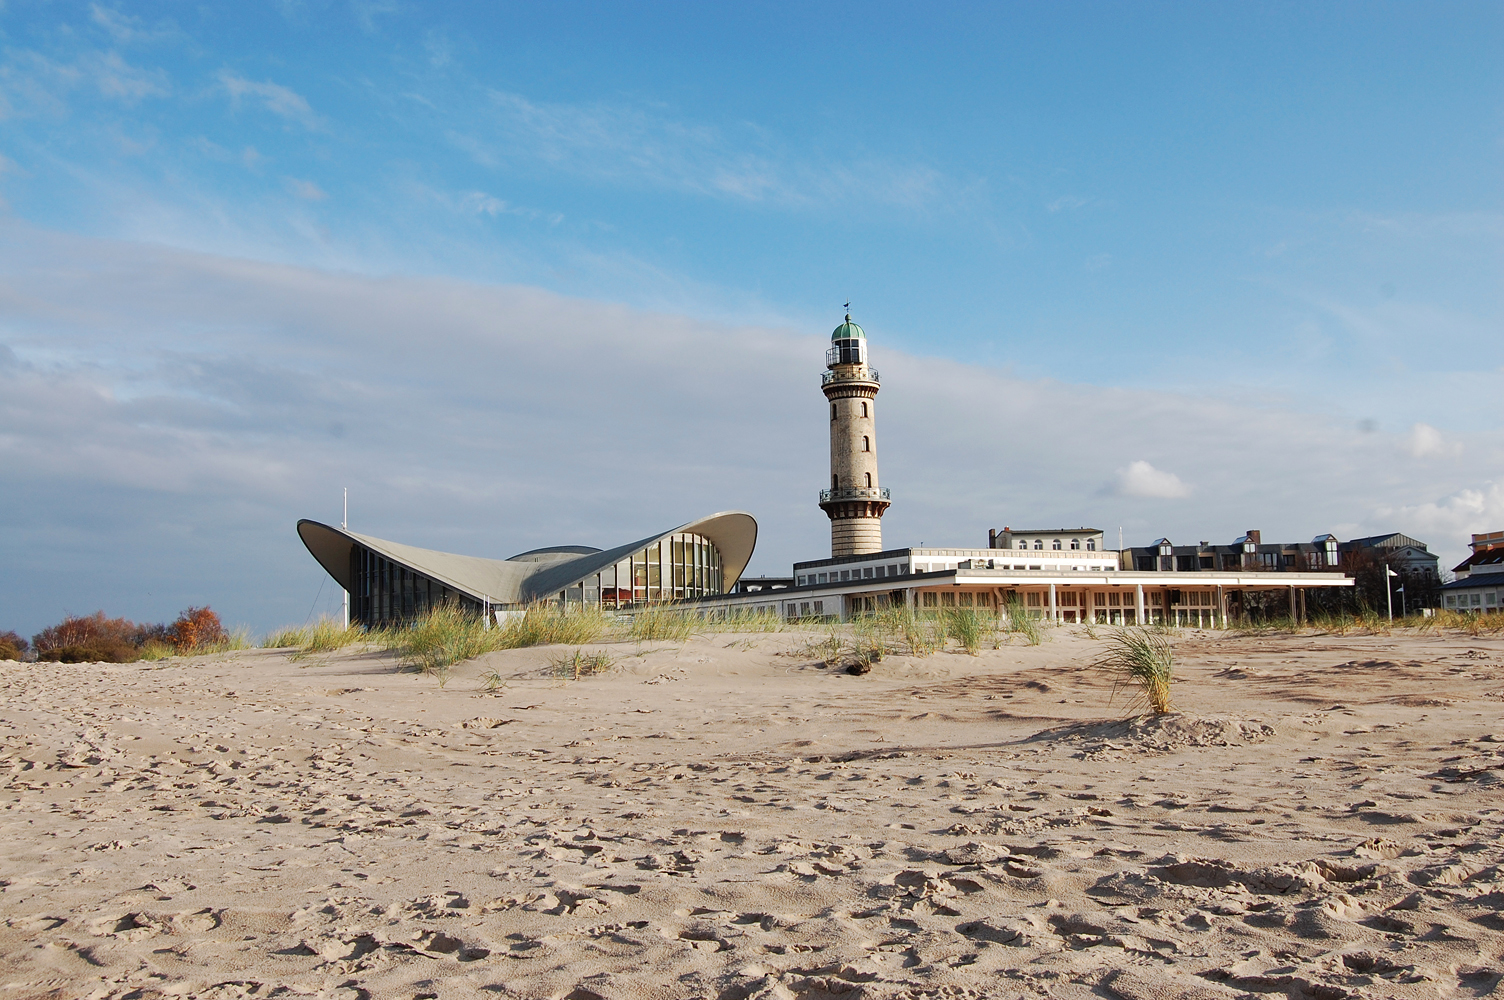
[263,625,309,649]
[379,603,501,683]
[495,603,610,648]
[869,606,943,657]
[943,607,996,655]
[846,617,890,672]
[1004,599,1043,646]
[1093,627,1174,716]
[711,608,790,633]
[550,648,616,680]
[798,627,846,666]
[136,640,176,661]
[289,616,366,660]
[626,604,699,642]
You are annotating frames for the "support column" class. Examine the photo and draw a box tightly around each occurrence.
[1048,583,1058,624]
[1135,583,1145,625]
[1217,585,1226,629]
[1289,585,1297,621]
[1299,587,1307,623]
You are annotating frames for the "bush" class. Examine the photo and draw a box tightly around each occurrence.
[168,607,227,652]
[0,630,28,660]
[33,612,143,663]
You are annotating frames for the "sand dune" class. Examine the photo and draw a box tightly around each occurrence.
[1,627,1501,999]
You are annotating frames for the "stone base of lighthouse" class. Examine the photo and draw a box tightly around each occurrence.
[822,499,890,557]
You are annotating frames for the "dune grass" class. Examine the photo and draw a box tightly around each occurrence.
[1092,627,1174,716]
[378,603,499,682]
[1004,599,1043,646]
[943,607,996,655]
[495,603,611,648]
[550,648,616,680]
[625,604,700,642]
[262,625,310,649]
[287,617,366,661]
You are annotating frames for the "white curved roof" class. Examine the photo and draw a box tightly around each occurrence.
[297,512,758,605]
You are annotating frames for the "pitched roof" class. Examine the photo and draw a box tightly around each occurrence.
[1442,572,1504,591]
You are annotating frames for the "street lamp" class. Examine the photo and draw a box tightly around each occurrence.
[1385,566,1399,622]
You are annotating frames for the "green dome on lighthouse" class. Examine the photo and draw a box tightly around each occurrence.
[831,313,865,341]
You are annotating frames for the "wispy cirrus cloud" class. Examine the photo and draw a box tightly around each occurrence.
[0,48,169,116]
[447,89,958,212]
[89,5,181,46]
[218,71,321,129]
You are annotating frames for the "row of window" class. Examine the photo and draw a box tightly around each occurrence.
[565,533,724,608]
[798,563,908,586]
[1135,552,1337,572]
[1007,538,1098,551]
[1445,592,1499,609]
[351,547,481,626]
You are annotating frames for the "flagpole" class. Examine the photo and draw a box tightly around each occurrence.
[342,488,350,629]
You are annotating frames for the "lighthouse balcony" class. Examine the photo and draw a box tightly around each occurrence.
[821,367,879,386]
[819,486,891,503]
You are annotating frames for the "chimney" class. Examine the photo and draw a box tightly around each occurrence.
[988,528,997,549]
[1247,530,1261,546]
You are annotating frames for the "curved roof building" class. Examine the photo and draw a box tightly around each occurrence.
[298,512,757,626]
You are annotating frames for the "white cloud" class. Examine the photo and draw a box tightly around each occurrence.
[451,89,955,212]
[1403,422,1462,458]
[1047,195,1087,212]
[284,177,327,201]
[0,226,1491,633]
[89,5,179,45]
[219,71,320,128]
[1112,460,1190,499]
[85,51,170,102]
[0,48,168,115]
[1370,483,1504,562]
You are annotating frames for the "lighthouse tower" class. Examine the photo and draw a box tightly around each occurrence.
[819,313,891,557]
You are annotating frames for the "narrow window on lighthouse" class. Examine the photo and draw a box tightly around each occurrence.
[831,403,837,421]
[861,402,868,417]
[865,473,872,488]
[832,474,839,489]
[863,436,870,452]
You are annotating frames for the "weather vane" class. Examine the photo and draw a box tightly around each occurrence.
[843,300,851,319]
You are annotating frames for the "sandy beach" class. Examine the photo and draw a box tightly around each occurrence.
[2,626,1502,999]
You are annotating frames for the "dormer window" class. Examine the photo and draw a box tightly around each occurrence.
[1052,539,1062,550]
[1086,539,1096,551]
[1070,539,1080,550]
[1033,540,1043,550]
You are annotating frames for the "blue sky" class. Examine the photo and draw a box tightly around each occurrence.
[0,2,1500,636]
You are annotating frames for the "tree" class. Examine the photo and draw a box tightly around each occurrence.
[168,607,226,652]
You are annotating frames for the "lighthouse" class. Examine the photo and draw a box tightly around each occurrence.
[818,313,891,557]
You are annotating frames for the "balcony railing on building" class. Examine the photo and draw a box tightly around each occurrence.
[819,487,891,503]
[821,367,879,386]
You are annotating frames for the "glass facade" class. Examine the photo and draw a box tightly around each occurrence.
[350,532,726,624]
[568,532,723,609]
[350,544,482,627]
